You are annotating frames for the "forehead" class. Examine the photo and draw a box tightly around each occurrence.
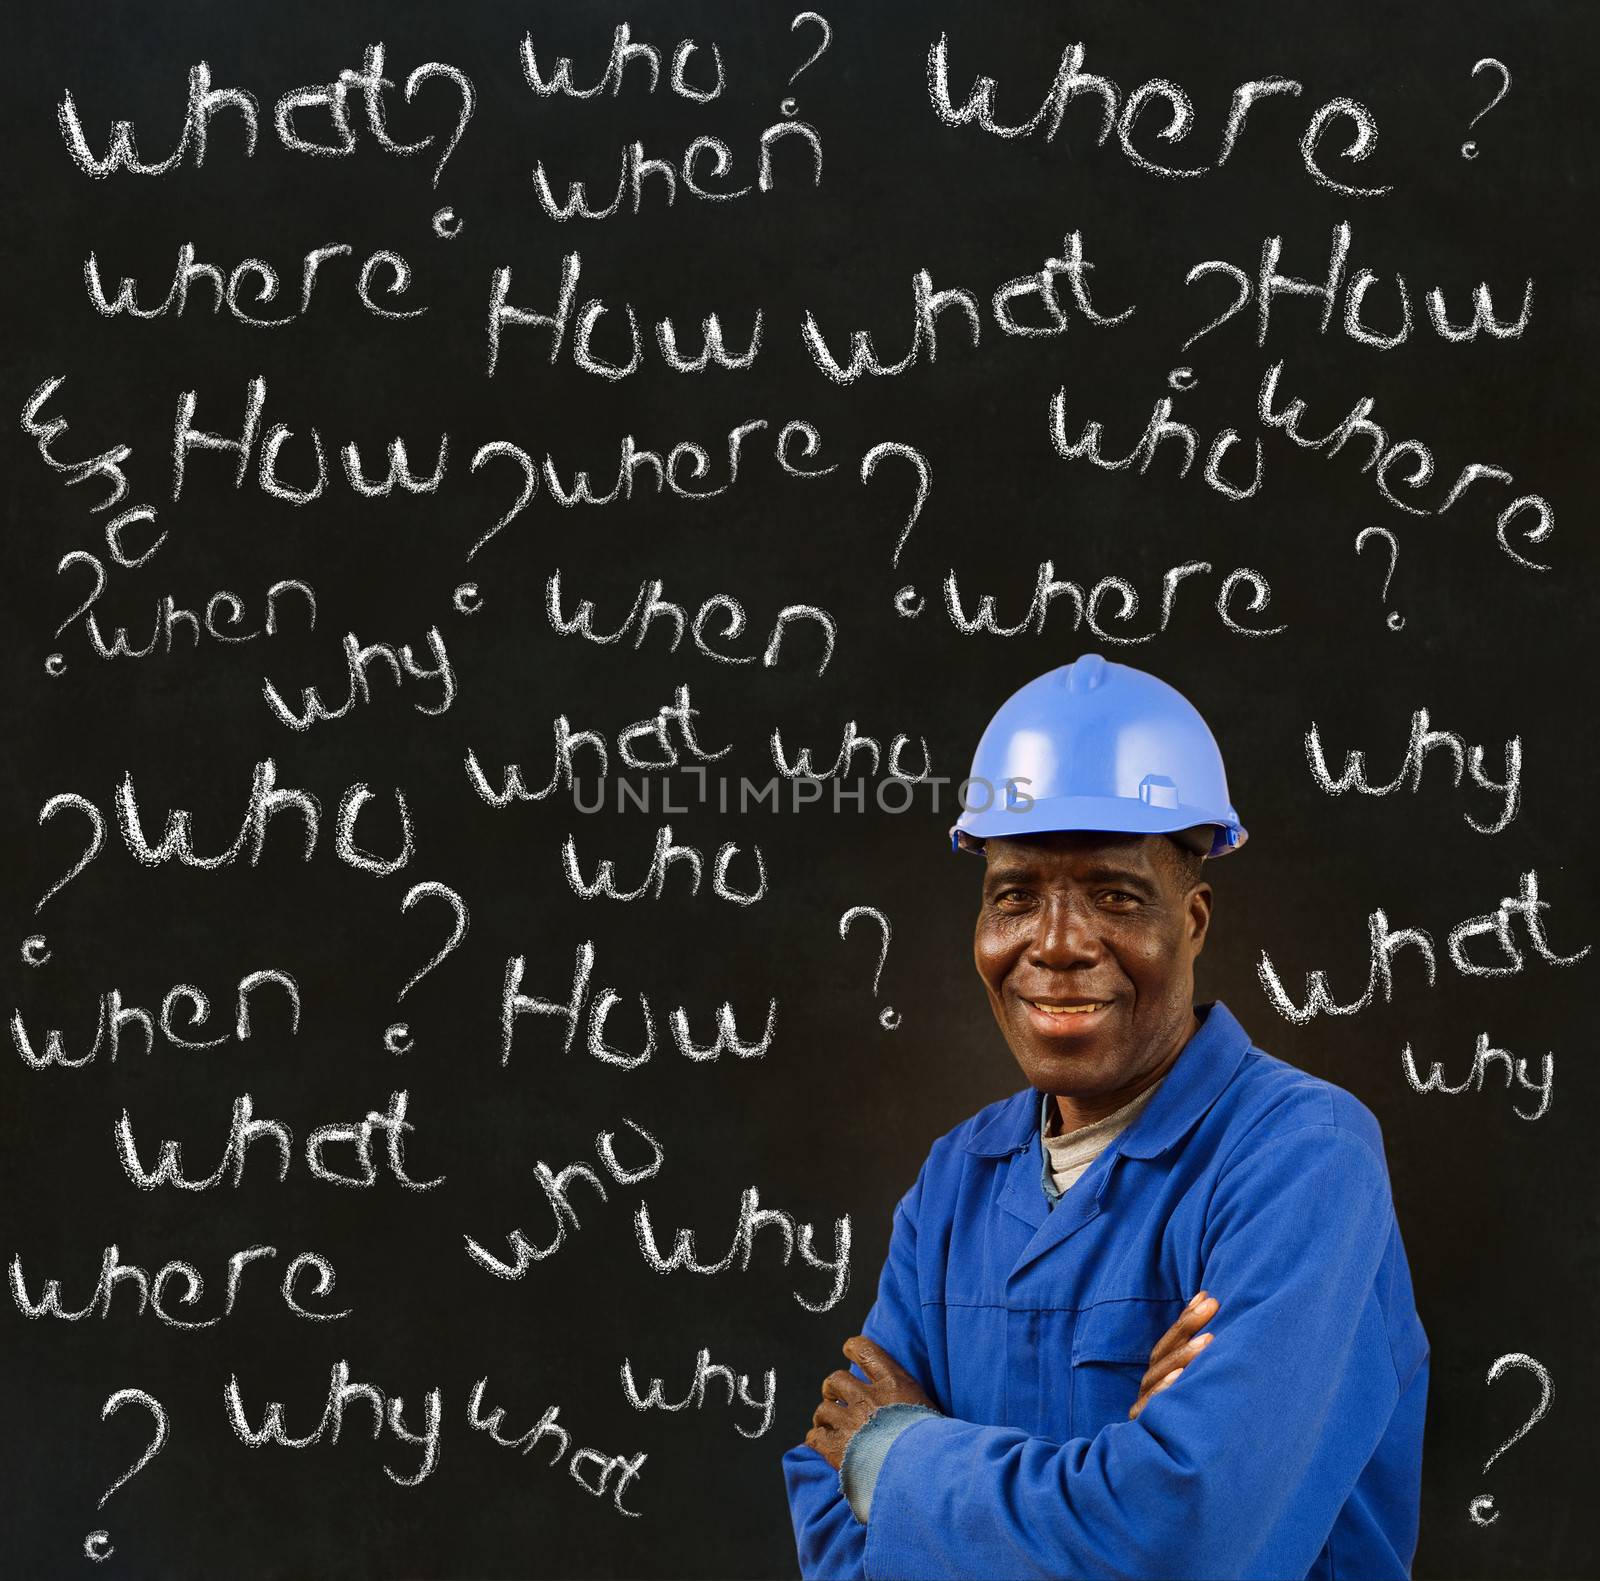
[981,831,1165,879]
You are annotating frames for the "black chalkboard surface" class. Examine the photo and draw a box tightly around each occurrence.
[4,2,1595,1577]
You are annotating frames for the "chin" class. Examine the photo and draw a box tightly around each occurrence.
[1013,1036,1121,1086]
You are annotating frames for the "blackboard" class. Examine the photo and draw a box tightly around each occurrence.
[4,1,1594,1576]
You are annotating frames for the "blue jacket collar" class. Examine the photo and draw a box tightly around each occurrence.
[961,1000,1253,1161]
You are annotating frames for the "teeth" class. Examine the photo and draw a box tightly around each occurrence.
[1032,1002,1104,1015]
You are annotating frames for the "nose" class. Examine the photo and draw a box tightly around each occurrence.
[1029,893,1100,970]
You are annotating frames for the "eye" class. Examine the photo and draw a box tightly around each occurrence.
[991,887,1034,907]
[1100,889,1142,907]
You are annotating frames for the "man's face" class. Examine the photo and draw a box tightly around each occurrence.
[974,830,1213,1106]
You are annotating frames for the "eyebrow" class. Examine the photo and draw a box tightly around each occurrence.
[1078,865,1156,890]
[984,866,1037,888]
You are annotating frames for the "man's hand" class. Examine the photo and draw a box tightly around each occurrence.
[1129,1290,1219,1421]
[806,1336,936,1471]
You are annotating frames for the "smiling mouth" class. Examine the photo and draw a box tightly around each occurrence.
[1019,996,1114,1035]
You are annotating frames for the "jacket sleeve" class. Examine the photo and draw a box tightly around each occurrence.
[782,1164,936,1580]
[841,1403,945,1521]
[860,1123,1403,1581]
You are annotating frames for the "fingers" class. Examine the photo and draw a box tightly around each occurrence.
[1130,1365,1186,1421]
[842,1334,906,1381]
[812,1365,869,1428]
[821,1366,869,1405]
[811,1396,845,1429]
[1145,1291,1219,1376]
[805,1335,921,1468]
[1129,1292,1221,1420]
[1139,1329,1216,1395]
[804,1424,844,1469]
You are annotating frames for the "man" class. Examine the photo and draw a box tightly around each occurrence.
[781,654,1429,1580]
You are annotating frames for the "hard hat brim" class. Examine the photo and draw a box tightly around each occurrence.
[949,793,1246,858]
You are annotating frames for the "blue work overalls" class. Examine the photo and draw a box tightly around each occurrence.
[782,1000,1429,1579]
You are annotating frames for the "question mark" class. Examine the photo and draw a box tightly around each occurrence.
[1354,527,1405,631]
[783,12,832,115]
[467,440,538,561]
[384,881,470,1054]
[84,1388,169,1562]
[1461,59,1511,159]
[1468,1352,1552,1525]
[839,905,899,1030]
[862,441,932,617]
[404,61,475,186]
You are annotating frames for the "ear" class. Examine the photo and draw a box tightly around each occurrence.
[1186,882,1213,957]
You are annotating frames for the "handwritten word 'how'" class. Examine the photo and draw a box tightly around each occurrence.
[500,941,777,1068]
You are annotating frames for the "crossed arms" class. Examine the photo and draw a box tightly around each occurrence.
[782,1125,1406,1581]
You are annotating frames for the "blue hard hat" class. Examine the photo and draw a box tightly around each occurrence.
[949,653,1246,859]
